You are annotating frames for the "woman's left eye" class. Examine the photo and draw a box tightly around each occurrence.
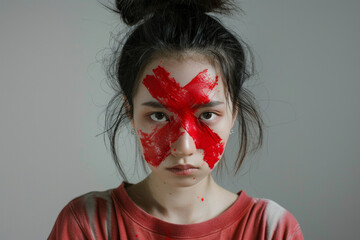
[199,112,216,121]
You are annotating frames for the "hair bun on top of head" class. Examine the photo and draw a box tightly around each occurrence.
[115,0,236,26]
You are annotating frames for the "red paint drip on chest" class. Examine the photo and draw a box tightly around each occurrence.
[138,66,224,169]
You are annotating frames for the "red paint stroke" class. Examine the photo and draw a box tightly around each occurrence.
[139,66,224,169]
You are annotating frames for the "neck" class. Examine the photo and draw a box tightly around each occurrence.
[128,174,223,224]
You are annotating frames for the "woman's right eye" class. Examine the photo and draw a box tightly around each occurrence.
[149,112,169,122]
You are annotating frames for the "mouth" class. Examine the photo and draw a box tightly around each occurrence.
[166,164,199,176]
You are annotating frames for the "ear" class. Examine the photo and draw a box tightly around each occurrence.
[231,108,238,129]
[123,96,135,129]
[130,119,135,130]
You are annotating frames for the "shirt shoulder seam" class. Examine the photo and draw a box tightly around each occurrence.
[69,201,90,240]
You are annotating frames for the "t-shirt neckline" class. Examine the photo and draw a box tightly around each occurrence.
[112,182,253,238]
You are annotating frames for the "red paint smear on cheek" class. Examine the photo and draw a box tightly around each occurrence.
[139,66,224,169]
[138,120,182,167]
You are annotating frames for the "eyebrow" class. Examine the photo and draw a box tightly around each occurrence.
[141,100,224,109]
[141,101,166,108]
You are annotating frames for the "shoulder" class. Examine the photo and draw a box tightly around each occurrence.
[48,188,117,240]
[68,188,116,229]
[256,198,303,240]
[253,198,289,227]
[241,193,304,240]
[70,189,114,215]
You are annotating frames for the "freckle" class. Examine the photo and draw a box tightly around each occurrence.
[169,192,172,195]
[201,197,204,201]
[163,181,166,184]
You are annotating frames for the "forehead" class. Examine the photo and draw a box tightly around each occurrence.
[134,56,226,103]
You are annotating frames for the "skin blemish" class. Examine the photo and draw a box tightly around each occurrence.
[193,177,196,180]
[201,197,204,201]
[197,196,200,199]
[173,148,176,151]
[139,65,225,169]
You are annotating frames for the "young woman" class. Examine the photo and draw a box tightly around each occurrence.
[49,0,304,239]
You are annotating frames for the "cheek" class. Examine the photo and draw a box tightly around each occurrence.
[133,111,151,131]
[136,118,183,167]
[215,126,231,144]
[212,114,234,142]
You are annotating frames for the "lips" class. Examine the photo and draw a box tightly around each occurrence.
[166,164,199,176]
[167,164,198,170]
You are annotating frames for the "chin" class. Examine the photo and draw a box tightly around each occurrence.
[166,170,212,187]
[167,177,201,188]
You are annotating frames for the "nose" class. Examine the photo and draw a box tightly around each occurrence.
[171,127,196,157]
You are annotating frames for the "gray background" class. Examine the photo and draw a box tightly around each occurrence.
[1,0,359,239]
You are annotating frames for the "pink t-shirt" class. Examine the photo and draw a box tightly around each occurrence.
[48,182,303,239]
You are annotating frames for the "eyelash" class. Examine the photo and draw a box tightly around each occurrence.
[148,112,218,122]
[200,112,216,121]
[149,112,169,122]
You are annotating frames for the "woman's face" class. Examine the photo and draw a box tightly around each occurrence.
[131,55,236,186]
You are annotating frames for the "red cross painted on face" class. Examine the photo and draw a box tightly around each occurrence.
[138,65,225,169]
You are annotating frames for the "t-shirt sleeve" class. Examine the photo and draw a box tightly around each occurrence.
[272,211,304,240]
[48,202,88,240]
[264,200,304,240]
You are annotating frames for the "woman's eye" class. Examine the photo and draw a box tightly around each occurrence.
[200,112,216,121]
[149,112,168,122]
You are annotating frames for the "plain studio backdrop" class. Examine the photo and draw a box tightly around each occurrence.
[1,0,359,239]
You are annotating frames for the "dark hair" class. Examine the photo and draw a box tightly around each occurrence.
[104,0,263,182]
